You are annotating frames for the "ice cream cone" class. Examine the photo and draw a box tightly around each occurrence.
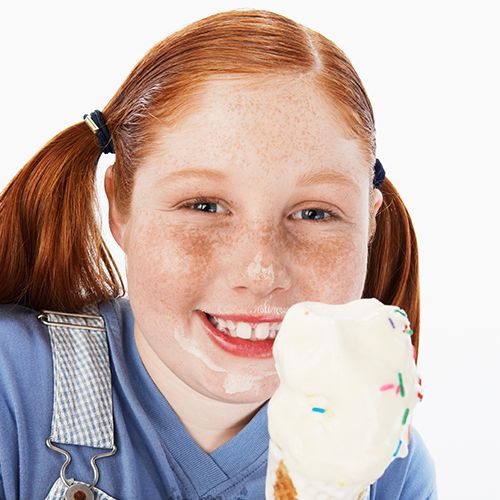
[266,300,423,500]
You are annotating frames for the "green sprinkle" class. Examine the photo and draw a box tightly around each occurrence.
[402,408,410,425]
[406,328,413,335]
[398,373,405,397]
[395,309,407,317]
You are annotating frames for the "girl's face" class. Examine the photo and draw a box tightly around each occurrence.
[110,77,382,405]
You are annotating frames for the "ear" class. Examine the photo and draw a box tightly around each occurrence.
[369,188,384,240]
[373,188,383,216]
[104,166,127,251]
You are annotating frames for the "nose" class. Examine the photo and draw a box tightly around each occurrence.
[226,224,291,297]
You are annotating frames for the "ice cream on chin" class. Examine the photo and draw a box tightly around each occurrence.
[266,299,423,500]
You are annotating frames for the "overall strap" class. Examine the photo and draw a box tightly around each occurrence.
[39,305,117,500]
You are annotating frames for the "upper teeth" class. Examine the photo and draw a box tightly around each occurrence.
[208,315,281,341]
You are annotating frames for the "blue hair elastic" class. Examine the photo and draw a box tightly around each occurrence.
[83,110,115,154]
[373,159,385,188]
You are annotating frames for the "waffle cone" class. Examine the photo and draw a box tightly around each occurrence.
[266,440,370,500]
[273,460,298,500]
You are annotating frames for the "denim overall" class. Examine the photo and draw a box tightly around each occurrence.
[39,307,118,500]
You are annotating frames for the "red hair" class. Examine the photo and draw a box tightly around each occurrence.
[0,10,420,354]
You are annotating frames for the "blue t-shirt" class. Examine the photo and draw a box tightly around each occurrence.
[0,299,437,499]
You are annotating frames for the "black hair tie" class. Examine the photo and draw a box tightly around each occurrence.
[83,110,115,154]
[373,158,385,188]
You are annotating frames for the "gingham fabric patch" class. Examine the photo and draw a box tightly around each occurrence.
[45,478,117,500]
[44,306,114,449]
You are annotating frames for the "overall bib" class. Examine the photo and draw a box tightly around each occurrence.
[39,307,118,500]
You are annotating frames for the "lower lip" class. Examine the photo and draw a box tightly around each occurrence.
[198,312,275,358]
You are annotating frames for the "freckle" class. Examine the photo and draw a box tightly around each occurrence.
[288,232,363,302]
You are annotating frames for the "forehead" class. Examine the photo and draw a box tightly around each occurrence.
[144,76,371,185]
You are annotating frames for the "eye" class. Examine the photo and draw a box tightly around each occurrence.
[184,198,229,214]
[291,208,333,221]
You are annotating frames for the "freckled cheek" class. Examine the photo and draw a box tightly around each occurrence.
[125,221,223,305]
[288,232,368,303]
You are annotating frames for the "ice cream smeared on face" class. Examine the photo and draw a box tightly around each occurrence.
[247,252,275,282]
[266,299,423,499]
[174,327,277,395]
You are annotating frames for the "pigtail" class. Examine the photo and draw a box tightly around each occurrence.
[363,178,420,358]
[0,121,124,312]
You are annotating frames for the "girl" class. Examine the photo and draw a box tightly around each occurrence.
[0,9,436,500]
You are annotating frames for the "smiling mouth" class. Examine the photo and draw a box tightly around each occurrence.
[206,314,281,341]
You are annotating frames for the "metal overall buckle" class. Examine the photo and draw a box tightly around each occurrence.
[46,437,117,500]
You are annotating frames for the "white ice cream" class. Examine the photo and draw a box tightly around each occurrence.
[266,299,423,497]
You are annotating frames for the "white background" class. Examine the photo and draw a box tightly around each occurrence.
[1,1,499,498]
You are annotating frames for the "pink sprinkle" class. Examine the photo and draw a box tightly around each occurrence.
[396,385,401,395]
[380,384,395,391]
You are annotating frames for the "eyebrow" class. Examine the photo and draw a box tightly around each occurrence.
[296,171,362,192]
[155,168,228,187]
[154,167,362,192]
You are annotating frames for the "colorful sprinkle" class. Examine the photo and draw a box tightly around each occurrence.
[339,482,345,487]
[418,393,424,401]
[393,440,402,457]
[312,407,326,413]
[398,373,405,397]
[389,318,395,329]
[380,384,395,391]
[405,327,413,335]
[402,408,410,425]
[395,309,407,317]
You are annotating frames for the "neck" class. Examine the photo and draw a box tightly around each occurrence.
[163,384,265,453]
[135,328,266,453]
